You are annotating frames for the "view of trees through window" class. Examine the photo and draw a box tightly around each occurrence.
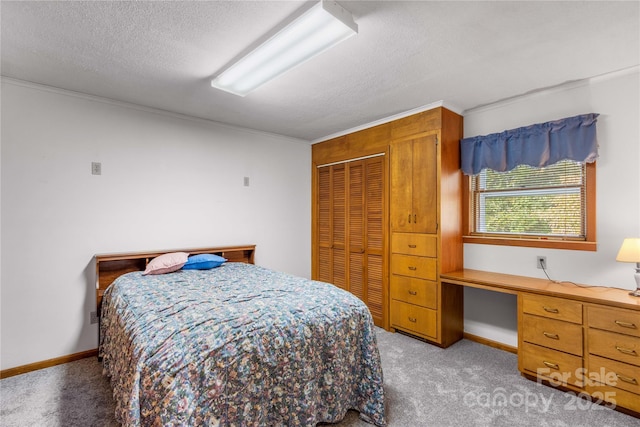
[471,160,586,238]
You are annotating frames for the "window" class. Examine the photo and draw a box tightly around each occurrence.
[463,160,596,251]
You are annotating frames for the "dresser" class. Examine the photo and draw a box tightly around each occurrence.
[519,293,585,388]
[585,305,640,412]
[441,269,640,415]
[390,233,439,338]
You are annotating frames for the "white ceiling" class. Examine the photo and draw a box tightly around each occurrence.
[2,1,639,142]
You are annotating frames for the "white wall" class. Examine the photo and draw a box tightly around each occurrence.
[0,79,311,370]
[462,69,640,347]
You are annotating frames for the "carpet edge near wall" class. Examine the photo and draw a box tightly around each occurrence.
[0,349,98,379]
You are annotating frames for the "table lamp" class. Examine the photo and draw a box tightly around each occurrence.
[616,238,640,297]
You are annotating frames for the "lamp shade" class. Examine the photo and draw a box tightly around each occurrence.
[616,238,640,263]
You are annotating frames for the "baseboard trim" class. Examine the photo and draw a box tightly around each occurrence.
[0,349,98,379]
[463,332,518,354]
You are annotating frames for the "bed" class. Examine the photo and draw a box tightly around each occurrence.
[96,245,386,426]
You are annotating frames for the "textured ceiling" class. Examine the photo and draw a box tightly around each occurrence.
[2,1,639,141]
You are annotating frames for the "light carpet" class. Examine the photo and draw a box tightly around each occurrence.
[1,328,639,426]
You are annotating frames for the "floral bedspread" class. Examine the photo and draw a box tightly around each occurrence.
[99,262,386,426]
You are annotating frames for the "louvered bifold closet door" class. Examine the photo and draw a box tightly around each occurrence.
[365,157,385,325]
[316,156,385,328]
[317,166,332,283]
[348,161,365,300]
[317,164,347,288]
[331,164,347,290]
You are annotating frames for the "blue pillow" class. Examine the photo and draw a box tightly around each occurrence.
[182,254,226,270]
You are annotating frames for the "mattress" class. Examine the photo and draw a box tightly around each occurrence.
[99,262,386,426]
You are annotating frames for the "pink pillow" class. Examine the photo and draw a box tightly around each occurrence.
[142,252,189,275]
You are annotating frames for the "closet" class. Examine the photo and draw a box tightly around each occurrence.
[316,156,385,327]
[312,107,463,346]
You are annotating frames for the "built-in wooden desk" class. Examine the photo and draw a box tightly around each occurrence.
[441,269,640,416]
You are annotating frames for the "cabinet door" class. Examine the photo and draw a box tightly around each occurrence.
[390,139,414,232]
[412,134,438,234]
[390,135,438,233]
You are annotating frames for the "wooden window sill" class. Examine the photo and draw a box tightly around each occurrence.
[463,235,597,251]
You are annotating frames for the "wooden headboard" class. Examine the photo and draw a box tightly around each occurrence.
[95,245,255,315]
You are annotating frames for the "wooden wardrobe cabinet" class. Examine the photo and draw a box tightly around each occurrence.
[312,107,463,340]
[388,108,464,348]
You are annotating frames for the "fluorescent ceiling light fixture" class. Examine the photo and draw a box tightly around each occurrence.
[211,0,358,96]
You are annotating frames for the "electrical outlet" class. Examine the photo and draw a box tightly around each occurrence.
[536,256,547,269]
[90,311,99,324]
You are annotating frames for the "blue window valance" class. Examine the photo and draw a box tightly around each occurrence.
[460,113,599,176]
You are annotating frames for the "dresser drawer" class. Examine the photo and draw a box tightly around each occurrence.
[391,233,437,257]
[521,293,582,324]
[588,328,640,367]
[390,275,437,309]
[587,354,640,395]
[390,254,437,280]
[587,305,640,338]
[585,382,640,412]
[522,314,583,356]
[521,342,583,388]
[390,300,437,339]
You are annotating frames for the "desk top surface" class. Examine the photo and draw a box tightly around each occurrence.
[441,269,640,311]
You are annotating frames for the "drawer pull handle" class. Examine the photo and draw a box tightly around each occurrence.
[408,214,412,223]
[543,306,559,314]
[408,244,417,248]
[543,361,559,370]
[616,346,638,356]
[408,266,417,271]
[615,373,638,385]
[408,317,417,323]
[543,332,559,340]
[614,320,637,329]
[408,290,418,295]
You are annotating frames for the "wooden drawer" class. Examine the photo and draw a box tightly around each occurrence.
[585,382,640,413]
[390,300,437,339]
[522,314,583,356]
[587,305,640,338]
[390,275,437,309]
[391,233,437,257]
[520,342,583,388]
[587,354,640,395]
[390,254,436,280]
[521,293,582,324]
[588,328,640,367]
